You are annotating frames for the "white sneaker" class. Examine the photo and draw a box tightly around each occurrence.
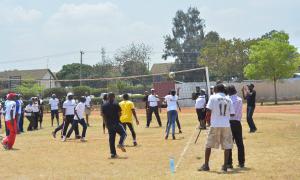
[80,138,87,142]
[61,136,66,142]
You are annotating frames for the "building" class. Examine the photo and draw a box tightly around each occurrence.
[0,69,61,89]
[150,62,174,82]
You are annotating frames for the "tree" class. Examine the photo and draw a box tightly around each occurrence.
[114,43,151,76]
[56,63,93,87]
[244,31,299,104]
[162,7,205,81]
[16,80,44,99]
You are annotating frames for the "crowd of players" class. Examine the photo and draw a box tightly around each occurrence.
[0,83,257,172]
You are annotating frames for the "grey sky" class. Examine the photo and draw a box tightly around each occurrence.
[0,0,299,72]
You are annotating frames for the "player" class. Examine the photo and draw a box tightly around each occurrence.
[1,93,17,150]
[49,94,60,127]
[195,89,207,129]
[24,100,34,131]
[119,94,139,146]
[165,89,181,140]
[38,97,44,129]
[146,89,162,128]
[31,97,40,130]
[198,84,235,172]
[242,84,257,133]
[101,93,108,134]
[101,92,127,158]
[72,96,88,142]
[85,92,92,126]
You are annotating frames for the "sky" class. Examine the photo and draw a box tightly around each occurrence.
[0,0,299,72]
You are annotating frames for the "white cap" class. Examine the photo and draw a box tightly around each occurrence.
[67,92,74,97]
[151,88,155,91]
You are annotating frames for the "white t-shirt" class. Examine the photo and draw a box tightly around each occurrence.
[24,104,33,117]
[32,102,40,112]
[5,100,16,121]
[49,98,59,110]
[195,95,206,109]
[148,94,159,107]
[206,93,235,127]
[74,102,85,120]
[165,95,178,111]
[63,99,76,115]
[85,96,92,107]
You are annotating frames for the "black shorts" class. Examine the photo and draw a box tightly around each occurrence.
[51,110,59,119]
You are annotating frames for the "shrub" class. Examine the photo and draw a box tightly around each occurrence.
[43,87,67,99]
[72,86,91,97]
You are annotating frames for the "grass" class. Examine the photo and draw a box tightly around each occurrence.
[0,105,300,180]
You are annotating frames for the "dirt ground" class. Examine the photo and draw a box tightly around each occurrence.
[0,104,300,180]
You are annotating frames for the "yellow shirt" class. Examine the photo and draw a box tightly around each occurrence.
[119,100,135,123]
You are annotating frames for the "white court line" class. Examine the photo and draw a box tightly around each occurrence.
[175,125,199,171]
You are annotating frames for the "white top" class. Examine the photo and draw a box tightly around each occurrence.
[5,100,16,121]
[148,94,159,107]
[32,102,40,112]
[195,95,206,109]
[229,95,243,121]
[74,102,85,120]
[24,104,33,117]
[63,99,76,115]
[164,95,178,111]
[85,96,92,107]
[49,98,59,110]
[206,93,235,127]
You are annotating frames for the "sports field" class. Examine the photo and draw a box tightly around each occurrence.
[0,104,300,180]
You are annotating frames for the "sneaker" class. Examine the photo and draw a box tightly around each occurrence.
[198,164,210,171]
[221,165,227,172]
[117,144,126,152]
[133,142,138,146]
[80,138,87,142]
[165,135,168,140]
[52,132,56,138]
[227,164,233,169]
[76,135,81,139]
[111,154,119,159]
[1,141,8,150]
[238,164,245,168]
[172,135,176,140]
[61,136,66,142]
[179,130,182,134]
[145,126,149,128]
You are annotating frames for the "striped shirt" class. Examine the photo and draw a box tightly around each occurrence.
[229,95,243,121]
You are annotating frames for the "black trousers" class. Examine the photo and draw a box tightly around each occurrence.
[72,119,87,138]
[33,112,39,129]
[146,106,162,127]
[122,123,136,141]
[62,115,79,137]
[108,123,127,156]
[51,110,59,126]
[246,106,257,131]
[196,108,206,128]
[26,116,34,131]
[228,120,245,166]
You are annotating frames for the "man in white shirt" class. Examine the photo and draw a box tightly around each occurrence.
[72,96,88,142]
[24,100,34,131]
[31,97,40,130]
[85,92,92,126]
[227,85,245,168]
[146,89,162,128]
[49,94,60,127]
[198,84,235,172]
[165,90,181,140]
[195,89,207,129]
[1,93,17,150]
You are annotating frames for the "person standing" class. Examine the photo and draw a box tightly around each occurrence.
[24,100,34,131]
[198,84,235,172]
[101,92,127,158]
[101,93,108,134]
[146,89,162,128]
[195,89,207,129]
[49,94,60,127]
[72,96,88,142]
[38,97,44,129]
[119,94,139,146]
[242,84,257,133]
[61,93,79,142]
[32,97,40,130]
[165,89,181,140]
[85,92,92,126]
[1,93,17,150]
[227,85,245,168]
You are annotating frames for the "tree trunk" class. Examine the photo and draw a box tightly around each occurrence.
[273,78,278,105]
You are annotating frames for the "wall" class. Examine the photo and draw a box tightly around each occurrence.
[39,72,61,89]
[175,79,300,107]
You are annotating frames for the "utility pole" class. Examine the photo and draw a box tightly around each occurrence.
[80,50,84,86]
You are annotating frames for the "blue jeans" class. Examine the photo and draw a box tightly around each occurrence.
[247,106,257,131]
[166,110,178,137]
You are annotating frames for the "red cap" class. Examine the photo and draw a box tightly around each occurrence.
[7,93,16,100]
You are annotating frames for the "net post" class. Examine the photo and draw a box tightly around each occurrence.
[205,67,211,97]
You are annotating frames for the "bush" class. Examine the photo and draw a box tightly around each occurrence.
[91,88,107,97]
[72,86,91,97]
[43,87,67,99]
[0,89,12,99]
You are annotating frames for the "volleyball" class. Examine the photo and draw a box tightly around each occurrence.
[169,72,175,79]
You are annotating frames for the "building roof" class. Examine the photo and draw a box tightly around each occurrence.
[0,69,57,80]
[150,63,174,74]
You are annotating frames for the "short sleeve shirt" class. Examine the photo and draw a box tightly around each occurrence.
[206,93,235,127]
[148,95,159,107]
[101,102,121,128]
[74,102,85,120]
[49,98,59,110]
[119,100,135,123]
[5,100,16,121]
[246,90,256,107]
[165,95,178,111]
[63,99,76,115]
[195,95,206,109]
[85,96,92,107]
